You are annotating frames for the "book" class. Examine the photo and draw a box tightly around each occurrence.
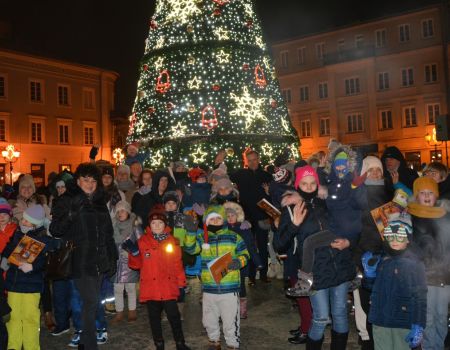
[207,251,232,284]
[257,198,281,219]
[8,235,46,267]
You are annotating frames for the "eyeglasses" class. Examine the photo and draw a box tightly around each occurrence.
[383,233,408,243]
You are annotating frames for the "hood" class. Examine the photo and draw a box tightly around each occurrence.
[381,146,408,172]
[223,201,245,222]
[151,170,175,194]
[325,144,359,175]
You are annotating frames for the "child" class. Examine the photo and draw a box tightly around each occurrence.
[125,142,150,167]
[111,200,141,324]
[125,205,190,350]
[223,201,262,319]
[184,205,249,350]
[0,199,16,253]
[2,205,53,350]
[362,215,427,350]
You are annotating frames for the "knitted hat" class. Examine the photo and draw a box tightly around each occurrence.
[0,201,12,216]
[361,156,383,176]
[413,176,439,198]
[102,166,115,179]
[117,164,130,176]
[163,191,179,205]
[204,205,227,225]
[382,146,404,162]
[223,201,245,223]
[209,163,228,182]
[383,214,413,239]
[127,143,139,153]
[115,200,131,215]
[294,165,320,189]
[148,204,167,225]
[213,178,234,192]
[188,167,207,183]
[19,174,36,193]
[272,167,291,184]
[23,204,46,227]
[173,161,187,171]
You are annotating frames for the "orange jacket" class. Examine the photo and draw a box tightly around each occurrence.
[0,222,17,253]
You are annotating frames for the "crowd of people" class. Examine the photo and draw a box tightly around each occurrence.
[0,141,449,350]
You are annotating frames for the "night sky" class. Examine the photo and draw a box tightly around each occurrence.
[0,0,439,115]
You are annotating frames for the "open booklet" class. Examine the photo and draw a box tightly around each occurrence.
[207,251,232,284]
[7,235,46,266]
[257,198,281,219]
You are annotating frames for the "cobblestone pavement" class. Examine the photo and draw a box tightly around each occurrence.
[41,278,361,350]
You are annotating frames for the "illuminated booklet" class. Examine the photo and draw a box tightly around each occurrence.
[207,251,232,284]
[8,235,46,266]
[257,198,281,219]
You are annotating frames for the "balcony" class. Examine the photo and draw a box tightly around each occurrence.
[323,46,375,65]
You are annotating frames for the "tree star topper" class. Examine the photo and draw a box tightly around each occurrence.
[230,86,267,128]
[171,122,188,137]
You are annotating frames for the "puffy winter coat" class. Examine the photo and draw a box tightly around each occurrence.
[0,222,17,253]
[128,227,186,302]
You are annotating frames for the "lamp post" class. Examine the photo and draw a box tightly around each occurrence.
[425,128,442,162]
[1,144,20,185]
[112,148,124,166]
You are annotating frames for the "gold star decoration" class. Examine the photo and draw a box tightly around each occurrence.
[243,3,253,17]
[214,27,230,40]
[263,56,271,69]
[154,57,164,71]
[281,118,290,133]
[151,150,164,167]
[187,76,202,89]
[255,36,265,49]
[192,146,207,163]
[171,122,188,138]
[291,144,300,160]
[216,50,230,64]
[167,0,201,24]
[230,87,267,129]
[261,143,273,157]
[155,36,165,49]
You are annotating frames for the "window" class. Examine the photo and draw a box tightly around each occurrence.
[425,64,438,83]
[426,103,440,124]
[405,152,421,171]
[299,85,309,103]
[378,72,390,90]
[300,120,311,137]
[337,39,345,52]
[399,24,411,42]
[345,77,360,95]
[83,122,96,145]
[375,29,387,48]
[319,117,330,136]
[430,150,442,162]
[347,113,364,133]
[297,47,306,65]
[0,74,6,99]
[355,34,364,49]
[401,68,414,87]
[30,79,44,103]
[0,113,9,142]
[318,82,328,99]
[379,109,393,130]
[82,88,96,110]
[316,42,325,60]
[282,89,292,104]
[403,106,417,127]
[57,84,71,106]
[57,119,72,145]
[280,51,289,68]
[422,19,434,38]
[29,116,46,143]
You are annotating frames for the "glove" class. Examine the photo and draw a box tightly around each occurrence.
[405,324,423,348]
[18,262,33,273]
[192,203,206,216]
[227,259,241,271]
[240,220,251,230]
[361,251,380,278]
[122,239,139,256]
[89,145,99,160]
[352,171,368,188]
[183,215,198,232]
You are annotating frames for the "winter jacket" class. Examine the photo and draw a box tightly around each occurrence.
[381,146,418,196]
[0,272,11,318]
[438,176,450,200]
[189,182,211,207]
[2,226,54,293]
[49,186,118,279]
[104,183,126,219]
[112,213,140,284]
[368,249,427,329]
[0,222,17,253]
[230,166,273,221]
[184,226,249,294]
[269,181,293,210]
[128,227,186,302]
[125,149,150,167]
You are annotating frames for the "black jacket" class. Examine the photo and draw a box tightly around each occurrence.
[49,186,118,279]
[381,146,418,196]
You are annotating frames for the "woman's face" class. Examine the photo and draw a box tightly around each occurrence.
[20,184,34,199]
[298,175,317,193]
[158,177,169,193]
[56,184,66,196]
[77,176,97,195]
[142,173,152,187]
[102,174,113,187]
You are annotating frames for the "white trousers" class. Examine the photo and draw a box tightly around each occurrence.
[353,289,370,340]
[113,282,137,312]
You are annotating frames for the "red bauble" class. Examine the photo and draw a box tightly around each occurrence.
[246,20,253,28]
[212,0,229,5]
[143,64,149,71]
[155,70,171,93]
[270,99,277,108]
[213,7,221,16]
[166,102,175,111]
[150,19,157,30]
[148,106,156,115]
[254,64,267,88]
[201,105,218,130]
[212,84,221,91]
[242,63,250,71]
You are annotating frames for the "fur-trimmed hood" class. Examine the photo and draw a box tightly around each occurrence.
[223,201,246,222]
[325,144,359,175]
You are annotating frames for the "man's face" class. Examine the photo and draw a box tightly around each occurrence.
[164,200,177,212]
[417,190,437,207]
[102,174,113,187]
[20,184,34,199]
[130,163,142,178]
[247,153,260,171]
[77,176,97,195]
[385,157,400,172]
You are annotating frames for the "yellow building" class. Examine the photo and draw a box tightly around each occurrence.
[0,49,118,186]
[272,5,448,168]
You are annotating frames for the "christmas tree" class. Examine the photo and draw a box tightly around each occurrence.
[127,0,300,169]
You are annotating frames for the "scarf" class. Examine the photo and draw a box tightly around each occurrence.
[138,185,152,195]
[117,179,136,193]
[407,202,446,219]
[153,232,169,242]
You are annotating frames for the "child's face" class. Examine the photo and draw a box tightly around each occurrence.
[387,236,409,251]
[0,213,10,226]
[197,176,207,184]
[164,200,177,212]
[367,167,383,180]
[218,187,232,196]
[298,175,317,193]
[102,174,113,187]
[56,184,66,196]
[226,212,237,224]
[20,218,34,228]
[150,219,166,234]
[417,190,437,207]
[424,169,444,184]
[208,216,224,226]
[142,173,152,187]
[117,209,129,222]
[127,147,137,157]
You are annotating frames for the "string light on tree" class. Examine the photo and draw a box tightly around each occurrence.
[229,86,267,129]
[166,0,201,24]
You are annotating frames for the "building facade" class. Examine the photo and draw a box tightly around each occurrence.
[0,49,118,186]
[272,5,449,168]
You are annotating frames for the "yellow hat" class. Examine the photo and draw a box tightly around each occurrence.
[413,176,439,198]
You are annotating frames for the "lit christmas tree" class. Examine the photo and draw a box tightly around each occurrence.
[127,0,300,169]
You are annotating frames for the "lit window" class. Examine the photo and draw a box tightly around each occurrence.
[301,120,311,137]
[403,106,417,127]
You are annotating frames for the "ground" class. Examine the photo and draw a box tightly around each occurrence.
[41,278,362,350]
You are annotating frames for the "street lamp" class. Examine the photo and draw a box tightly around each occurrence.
[2,144,20,185]
[425,128,442,162]
[112,148,124,166]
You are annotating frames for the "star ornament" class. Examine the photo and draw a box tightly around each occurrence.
[214,27,230,40]
[154,57,165,71]
[188,76,202,89]
[255,36,265,49]
[167,0,201,24]
[192,146,207,163]
[281,118,290,133]
[261,143,273,157]
[243,3,253,17]
[155,36,165,49]
[230,87,267,129]
[216,50,230,64]
[171,122,188,137]
[151,150,164,167]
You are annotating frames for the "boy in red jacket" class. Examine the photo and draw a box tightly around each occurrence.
[125,205,190,350]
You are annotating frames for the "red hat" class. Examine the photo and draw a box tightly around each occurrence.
[294,165,320,189]
[148,204,167,225]
[188,167,207,183]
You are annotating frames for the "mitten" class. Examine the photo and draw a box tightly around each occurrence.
[18,262,33,273]
[361,251,380,278]
[183,215,198,232]
[227,259,241,271]
[122,239,139,256]
[405,324,423,348]
[352,171,367,188]
[240,220,251,230]
[192,203,206,216]
[89,145,99,160]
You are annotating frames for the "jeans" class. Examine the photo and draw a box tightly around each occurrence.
[423,285,450,350]
[308,281,350,341]
[248,221,269,280]
[52,279,71,330]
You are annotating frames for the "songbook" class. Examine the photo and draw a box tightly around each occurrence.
[7,235,46,266]
[207,252,232,284]
[257,198,281,219]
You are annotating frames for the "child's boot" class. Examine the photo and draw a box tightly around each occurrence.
[240,298,248,319]
[111,311,124,324]
[127,309,137,322]
[176,341,191,350]
[208,340,221,350]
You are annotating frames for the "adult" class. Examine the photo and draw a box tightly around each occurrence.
[116,164,137,204]
[12,174,50,223]
[50,163,118,350]
[381,146,418,196]
[129,161,143,185]
[230,150,273,284]
[131,169,153,211]
[102,166,125,219]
